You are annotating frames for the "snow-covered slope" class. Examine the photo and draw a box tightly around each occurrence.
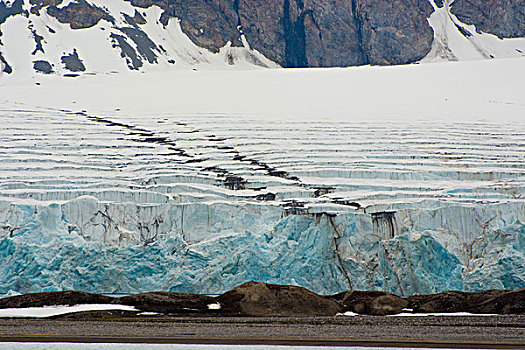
[0,0,277,77]
[1,57,524,296]
[423,0,525,62]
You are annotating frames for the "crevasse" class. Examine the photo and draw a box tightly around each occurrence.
[1,111,524,296]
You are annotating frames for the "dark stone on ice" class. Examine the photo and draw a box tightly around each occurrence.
[61,49,86,72]
[33,60,53,74]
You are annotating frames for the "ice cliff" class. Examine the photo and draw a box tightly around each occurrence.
[1,110,524,296]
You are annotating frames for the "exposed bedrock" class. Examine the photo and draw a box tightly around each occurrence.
[14,0,524,68]
[0,0,24,74]
[450,0,525,39]
[125,0,435,67]
[356,0,435,65]
[45,0,115,29]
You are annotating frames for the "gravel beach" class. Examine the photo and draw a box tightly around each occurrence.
[0,315,524,348]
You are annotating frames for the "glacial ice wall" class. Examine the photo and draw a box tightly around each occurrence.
[1,110,524,296]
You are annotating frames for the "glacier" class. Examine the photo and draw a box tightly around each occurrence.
[1,0,525,300]
[1,90,524,296]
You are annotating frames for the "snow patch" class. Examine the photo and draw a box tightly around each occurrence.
[0,304,138,318]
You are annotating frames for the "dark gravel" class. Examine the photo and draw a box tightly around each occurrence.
[0,315,524,348]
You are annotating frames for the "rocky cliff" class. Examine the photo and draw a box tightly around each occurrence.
[0,0,524,73]
[450,0,525,39]
[123,0,435,67]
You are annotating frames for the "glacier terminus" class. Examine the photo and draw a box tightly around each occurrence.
[0,99,524,296]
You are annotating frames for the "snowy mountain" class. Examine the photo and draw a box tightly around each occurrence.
[0,0,524,76]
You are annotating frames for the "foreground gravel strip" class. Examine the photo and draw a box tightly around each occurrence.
[0,315,524,348]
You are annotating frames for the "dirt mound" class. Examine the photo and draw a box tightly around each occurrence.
[216,281,342,316]
[470,288,525,314]
[115,292,215,314]
[407,290,509,313]
[0,291,113,308]
[330,290,408,315]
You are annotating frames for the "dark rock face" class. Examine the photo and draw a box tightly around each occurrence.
[357,0,435,65]
[110,33,143,70]
[239,0,433,66]
[0,291,113,308]
[33,60,54,74]
[451,0,525,38]
[61,49,86,72]
[0,0,24,74]
[117,26,159,64]
[0,0,24,25]
[0,52,12,74]
[216,281,342,316]
[331,290,408,315]
[116,292,215,314]
[132,10,147,25]
[124,0,434,67]
[127,0,241,53]
[29,0,61,16]
[2,0,525,71]
[46,0,114,29]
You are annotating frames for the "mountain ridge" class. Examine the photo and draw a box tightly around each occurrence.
[0,0,524,76]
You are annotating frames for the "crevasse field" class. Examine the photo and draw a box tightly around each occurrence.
[1,57,524,297]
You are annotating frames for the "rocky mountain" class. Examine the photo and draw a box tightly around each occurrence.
[0,0,524,75]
